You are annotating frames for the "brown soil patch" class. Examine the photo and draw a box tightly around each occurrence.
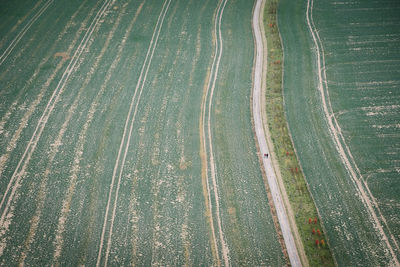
[54,52,70,61]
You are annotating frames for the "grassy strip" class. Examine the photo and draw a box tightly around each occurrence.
[262,0,335,265]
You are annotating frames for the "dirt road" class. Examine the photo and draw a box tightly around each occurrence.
[252,0,301,266]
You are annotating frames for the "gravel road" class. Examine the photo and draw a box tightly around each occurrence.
[252,0,301,266]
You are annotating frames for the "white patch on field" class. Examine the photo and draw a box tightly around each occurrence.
[356,80,400,87]
[366,111,391,116]
[372,124,400,129]
[176,193,184,203]
[374,168,395,174]
[152,133,161,166]
[332,2,357,5]
[364,105,400,116]
[50,139,63,149]
[377,199,400,208]
[138,126,145,134]
[167,164,174,172]
[348,38,400,45]
[362,105,400,112]
[377,133,400,138]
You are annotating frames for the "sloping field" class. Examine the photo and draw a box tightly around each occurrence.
[279,0,400,265]
[0,0,286,265]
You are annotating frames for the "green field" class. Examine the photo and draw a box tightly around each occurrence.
[279,0,400,265]
[0,0,287,265]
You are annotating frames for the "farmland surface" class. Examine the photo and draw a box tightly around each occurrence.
[279,0,400,265]
[0,0,286,265]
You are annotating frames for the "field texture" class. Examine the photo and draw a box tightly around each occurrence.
[279,0,400,265]
[0,0,286,265]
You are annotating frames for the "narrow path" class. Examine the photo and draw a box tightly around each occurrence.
[200,0,230,265]
[95,1,171,266]
[52,2,133,264]
[251,0,301,266]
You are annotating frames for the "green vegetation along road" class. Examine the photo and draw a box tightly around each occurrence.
[0,0,286,265]
[253,0,301,265]
[262,0,335,265]
[279,0,400,265]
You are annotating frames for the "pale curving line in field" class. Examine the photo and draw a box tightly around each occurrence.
[0,0,43,50]
[0,57,65,180]
[0,2,57,75]
[306,0,400,265]
[0,2,92,254]
[207,0,230,265]
[104,1,171,263]
[67,1,143,262]
[200,0,230,265]
[18,170,47,265]
[51,3,131,264]
[145,1,195,263]
[178,18,204,266]
[0,0,89,143]
[96,1,172,266]
[24,45,101,262]
[175,19,204,265]
[0,0,53,66]
[0,0,114,234]
[199,55,220,266]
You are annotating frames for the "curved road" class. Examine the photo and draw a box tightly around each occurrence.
[252,0,301,266]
